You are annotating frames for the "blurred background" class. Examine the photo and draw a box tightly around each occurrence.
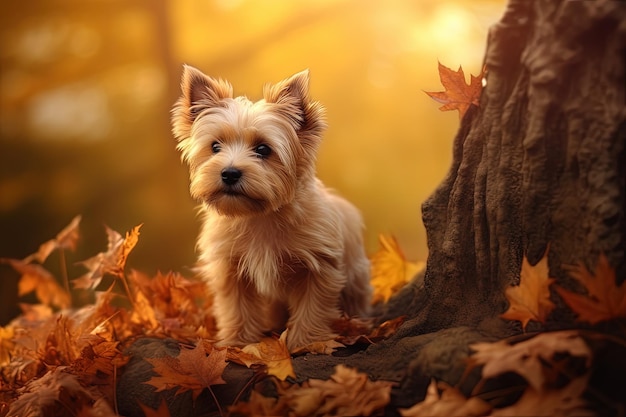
[0,0,505,324]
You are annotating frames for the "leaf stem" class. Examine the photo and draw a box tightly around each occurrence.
[59,248,72,307]
[208,385,223,417]
[118,273,137,310]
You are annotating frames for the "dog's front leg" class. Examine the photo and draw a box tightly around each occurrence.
[285,268,344,351]
[210,261,268,347]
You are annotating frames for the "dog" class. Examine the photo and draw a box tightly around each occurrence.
[171,65,371,350]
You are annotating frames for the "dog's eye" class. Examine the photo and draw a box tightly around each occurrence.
[255,144,271,158]
[211,142,221,154]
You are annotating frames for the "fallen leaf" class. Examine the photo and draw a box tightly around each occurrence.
[500,248,556,330]
[425,61,485,119]
[3,259,70,309]
[334,315,405,345]
[23,215,81,264]
[469,330,591,391]
[490,376,592,417]
[139,399,172,417]
[145,342,227,400]
[74,224,142,289]
[228,390,288,417]
[400,379,491,417]
[290,339,345,355]
[242,332,295,381]
[554,253,626,324]
[286,364,393,417]
[370,234,424,304]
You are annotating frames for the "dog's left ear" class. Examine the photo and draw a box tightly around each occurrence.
[172,65,233,142]
[264,70,326,141]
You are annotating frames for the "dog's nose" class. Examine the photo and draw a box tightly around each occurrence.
[221,167,242,185]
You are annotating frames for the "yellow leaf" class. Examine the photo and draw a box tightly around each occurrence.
[242,332,295,381]
[500,248,555,330]
[554,254,626,324]
[370,234,424,304]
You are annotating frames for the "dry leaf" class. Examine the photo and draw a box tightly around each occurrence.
[554,253,626,324]
[287,364,393,417]
[242,332,295,381]
[74,224,142,289]
[425,61,485,119]
[400,379,491,417]
[334,315,405,345]
[228,390,288,417]
[469,330,591,391]
[145,342,227,400]
[291,339,345,355]
[490,376,592,417]
[370,234,424,304]
[23,215,81,264]
[500,249,556,330]
[138,400,172,417]
[4,259,70,310]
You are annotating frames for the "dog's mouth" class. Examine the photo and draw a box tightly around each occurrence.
[204,188,267,213]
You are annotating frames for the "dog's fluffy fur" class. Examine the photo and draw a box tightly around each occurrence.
[172,65,371,350]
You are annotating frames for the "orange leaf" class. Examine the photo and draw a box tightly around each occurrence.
[139,400,172,417]
[500,248,556,330]
[3,259,70,309]
[370,235,424,304]
[242,332,295,381]
[554,254,626,324]
[74,223,142,289]
[425,61,485,119]
[21,215,81,264]
[145,342,227,400]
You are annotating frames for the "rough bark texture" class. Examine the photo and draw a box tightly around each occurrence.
[117,1,626,415]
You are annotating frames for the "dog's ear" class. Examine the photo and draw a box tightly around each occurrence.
[172,65,233,141]
[263,70,326,141]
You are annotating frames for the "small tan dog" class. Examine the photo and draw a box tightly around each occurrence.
[172,65,371,350]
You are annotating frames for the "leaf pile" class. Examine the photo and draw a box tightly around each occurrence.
[0,218,413,416]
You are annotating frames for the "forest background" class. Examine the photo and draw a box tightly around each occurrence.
[0,0,504,323]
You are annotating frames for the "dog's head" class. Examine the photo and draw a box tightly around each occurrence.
[172,66,326,216]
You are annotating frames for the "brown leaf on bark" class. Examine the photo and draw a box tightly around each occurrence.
[241,332,295,381]
[554,253,626,324]
[139,400,172,417]
[490,376,592,417]
[469,330,591,391]
[145,342,227,400]
[500,249,556,330]
[285,364,393,417]
[334,315,405,345]
[400,379,491,417]
[425,61,485,119]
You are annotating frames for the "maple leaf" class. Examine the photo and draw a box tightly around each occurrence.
[400,379,491,417]
[285,364,393,416]
[554,253,626,324]
[145,342,227,400]
[23,215,81,264]
[3,259,70,309]
[425,61,485,119]
[370,234,424,304]
[500,248,556,330]
[469,330,591,391]
[74,223,142,289]
[228,390,288,417]
[242,332,295,381]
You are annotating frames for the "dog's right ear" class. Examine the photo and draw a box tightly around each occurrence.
[172,65,233,141]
